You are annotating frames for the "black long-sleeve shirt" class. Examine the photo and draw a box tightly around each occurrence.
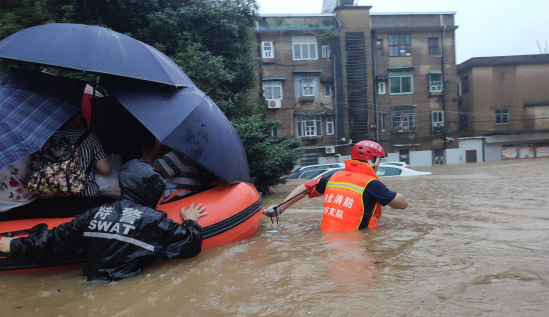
[10,200,202,281]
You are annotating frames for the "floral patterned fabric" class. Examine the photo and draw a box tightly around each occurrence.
[28,132,90,198]
[0,155,37,212]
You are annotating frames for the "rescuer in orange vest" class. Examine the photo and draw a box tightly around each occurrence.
[264,140,408,231]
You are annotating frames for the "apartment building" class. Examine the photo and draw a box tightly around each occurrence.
[253,1,460,166]
[457,55,549,162]
[370,11,460,166]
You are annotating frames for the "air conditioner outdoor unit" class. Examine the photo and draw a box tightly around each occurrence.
[325,146,336,154]
[267,99,281,109]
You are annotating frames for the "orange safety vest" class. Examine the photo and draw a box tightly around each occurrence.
[320,159,382,232]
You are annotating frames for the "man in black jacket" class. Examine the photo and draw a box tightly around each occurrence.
[0,159,207,281]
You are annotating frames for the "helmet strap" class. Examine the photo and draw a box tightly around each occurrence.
[367,157,380,168]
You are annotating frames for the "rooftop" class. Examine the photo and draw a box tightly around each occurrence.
[458,54,549,72]
[370,12,456,15]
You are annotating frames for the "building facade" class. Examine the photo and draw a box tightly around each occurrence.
[253,2,460,166]
[457,55,549,163]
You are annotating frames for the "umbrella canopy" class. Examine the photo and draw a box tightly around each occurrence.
[105,81,250,184]
[0,23,194,87]
[0,71,86,169]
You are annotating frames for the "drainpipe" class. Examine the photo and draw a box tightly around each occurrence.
[256,32,263,99]
[333,50,338,147]
[440,17,447,163]
[371,30,379,142]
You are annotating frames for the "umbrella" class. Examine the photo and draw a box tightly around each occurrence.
[0,23,194,87]
[104,80,250,184]
[0,71,86,169]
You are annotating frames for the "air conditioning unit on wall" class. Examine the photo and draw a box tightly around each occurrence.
[325,146,336,154]
[267,99,281,109]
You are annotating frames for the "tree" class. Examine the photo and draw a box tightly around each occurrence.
[0,0,300,192]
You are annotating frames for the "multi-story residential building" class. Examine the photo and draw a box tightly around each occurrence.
[253,13,338,166]
[370,11,460,166]
[457,55,549,162]
[252,1,460,166]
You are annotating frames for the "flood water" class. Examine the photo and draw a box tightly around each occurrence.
[1,159,548,316]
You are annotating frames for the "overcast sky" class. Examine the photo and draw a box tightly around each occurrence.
[256,0,549,64]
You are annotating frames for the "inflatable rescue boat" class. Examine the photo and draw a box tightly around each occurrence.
[0,180,263,270]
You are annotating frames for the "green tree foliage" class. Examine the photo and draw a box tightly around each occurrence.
[233,115,301,194]
[0,0,300,192]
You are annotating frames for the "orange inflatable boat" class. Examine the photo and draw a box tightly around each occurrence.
[0,180,263,270]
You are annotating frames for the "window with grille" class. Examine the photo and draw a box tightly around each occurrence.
[392,106,417,132]
[389,34,411,57]
[324,85,331,97]
[495,109,509,124]
[262,81,283,100]
[429,74,443,93]
[459,113,468,130]
[262,42,274,58]
[292,36,318,60]
[378,82,386,94]
[376,39,383,56]
[326,117,334,135]
[389,70,413,94]
[379,115,386,132]
[428,38,439,55]
[294,75,319,98]
[297,116,322,137]
[322,44,330,58]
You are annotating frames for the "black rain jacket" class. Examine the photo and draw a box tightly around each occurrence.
[10,159,203,281]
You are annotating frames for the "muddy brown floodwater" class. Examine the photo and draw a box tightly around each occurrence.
[1,159,548,316]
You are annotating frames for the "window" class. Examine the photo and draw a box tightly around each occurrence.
[459,113,468,130]
[429,74,443,93]
[376,39,383,56]
[495,109,509,124]
[378,82,386,94]
[324,85,332,97]
[392,106,417,132]
[389,70,413,94]
[271,127,278,136]
[294,75,319,98]
[322,44,330,58]
[262,81,283,100]
[379,115,386,132]
[388,34,411,57]
[433,149,444,165]
[431,110,444,132]
[326,117,334,135]
[292,36,317,60]
[297,116,322,137]
[261,42,274,59]
[462,76,469,93]
[458,83,462,97]
[428,38,439,55]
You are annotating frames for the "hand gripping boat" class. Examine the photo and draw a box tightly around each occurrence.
[0,180,264,270]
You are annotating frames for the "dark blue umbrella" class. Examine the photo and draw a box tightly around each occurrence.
[0,71,86,169]
[0,23,194,87]
[105,81,250,184]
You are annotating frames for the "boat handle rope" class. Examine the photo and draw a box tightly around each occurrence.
[270,183,318,224]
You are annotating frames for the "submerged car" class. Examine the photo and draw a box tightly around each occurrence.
[291,163,344,174]
[299,165,430,179]
[376,165,431,177]
[380,162,410,169]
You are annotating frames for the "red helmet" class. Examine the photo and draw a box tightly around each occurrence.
[351,140,385,164]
